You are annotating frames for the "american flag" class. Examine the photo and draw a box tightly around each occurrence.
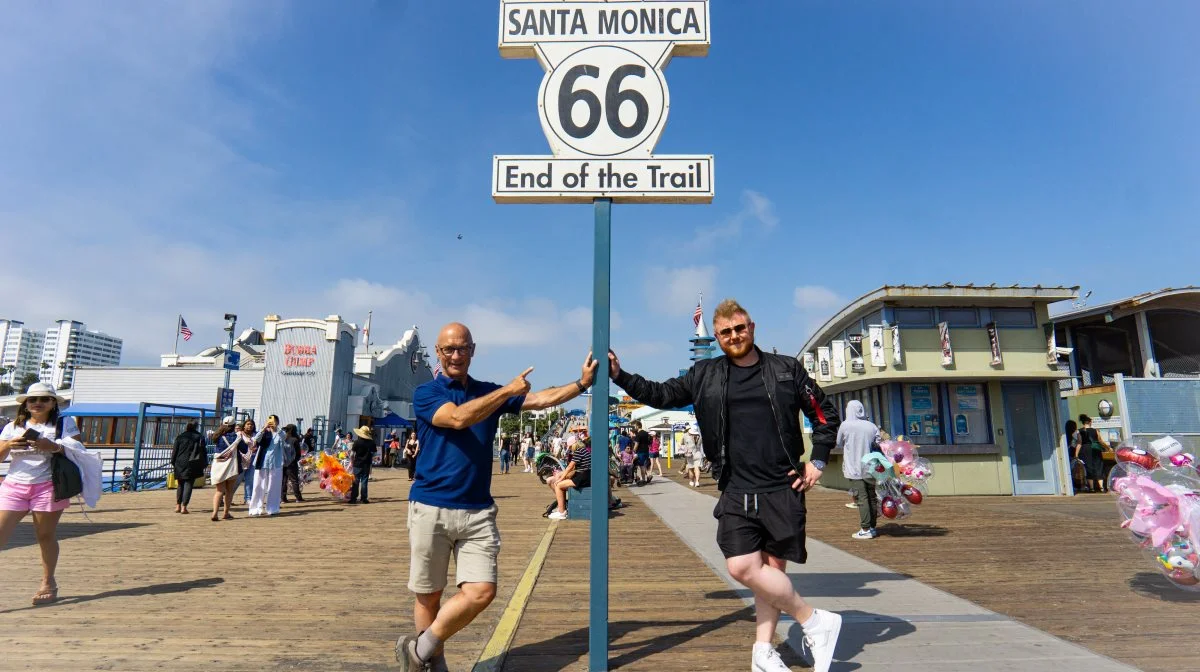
[179,317,193,341]
[692,301,703,327]
[432,360,442,378]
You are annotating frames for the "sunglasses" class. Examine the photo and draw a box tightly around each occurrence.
[716,323,750,339]
[438,344,475,356]
[25,396,55,404]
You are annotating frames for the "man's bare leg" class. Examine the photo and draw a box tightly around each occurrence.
[727,551,813,625]
[427,582,496,641]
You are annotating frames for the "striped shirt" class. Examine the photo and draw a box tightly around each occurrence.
[568,444,592,472]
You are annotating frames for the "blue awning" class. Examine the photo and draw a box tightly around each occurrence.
[65,402,218,418]
[376,411,413,427]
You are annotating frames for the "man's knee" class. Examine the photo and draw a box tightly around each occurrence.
[460,582,496,608]
[726,554,761,584]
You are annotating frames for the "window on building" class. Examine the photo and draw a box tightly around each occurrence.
[1074,316,1141,385]
[991,307,1037,327]
[894,308,935,328]
[1146,309,1200,377]
[938,308,980,327]
[902,384,943,445]
[948,383,991,444]
[79,417,112,445]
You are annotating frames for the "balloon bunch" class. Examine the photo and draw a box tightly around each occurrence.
[1109,436,1200,590]
[297,453,319,487]
[315,451,355,501]
[860,438,935,520]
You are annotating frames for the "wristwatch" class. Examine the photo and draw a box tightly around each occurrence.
[575,379,586,393]
[810,459,827,471]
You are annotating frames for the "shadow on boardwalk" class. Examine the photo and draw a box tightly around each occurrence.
[6,521,150,550]
[0,577,224,614]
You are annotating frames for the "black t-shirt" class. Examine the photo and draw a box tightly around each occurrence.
[725,359,790,494]
[635,430,651,456]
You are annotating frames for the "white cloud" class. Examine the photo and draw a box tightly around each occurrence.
[643,266,717,317]
[689,189,779,250]
[793,285,844,311]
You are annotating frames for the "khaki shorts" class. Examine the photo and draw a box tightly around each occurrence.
[407,501,500,594]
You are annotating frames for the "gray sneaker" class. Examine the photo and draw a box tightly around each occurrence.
[395,634,433,672]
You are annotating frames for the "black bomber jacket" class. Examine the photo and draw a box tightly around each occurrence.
[614,347,840,491]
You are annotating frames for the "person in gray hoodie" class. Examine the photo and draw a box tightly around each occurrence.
[836,400,882,539]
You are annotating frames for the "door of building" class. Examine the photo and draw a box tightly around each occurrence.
[1002,383,1059,495]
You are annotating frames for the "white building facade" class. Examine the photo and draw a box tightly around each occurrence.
[0,320,46,388]
[41,320,123,389]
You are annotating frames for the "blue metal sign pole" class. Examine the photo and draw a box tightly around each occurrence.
[589,197,612,671]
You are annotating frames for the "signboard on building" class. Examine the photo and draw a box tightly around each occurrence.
[494,0,712,203]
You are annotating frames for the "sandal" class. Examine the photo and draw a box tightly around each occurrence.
[211,513,220,522]
[32,583,58,606]
[223,513,234,520]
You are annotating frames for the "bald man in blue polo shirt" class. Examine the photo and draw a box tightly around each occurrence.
[396,322,598,672]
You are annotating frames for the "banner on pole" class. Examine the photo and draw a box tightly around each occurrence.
[817,347,832,382]
[938,322,954,367]
[802,352,815,375]
[831,339,847,378]
[891,325,903,366]
[868,324,885,368]
[986,322,1003,366]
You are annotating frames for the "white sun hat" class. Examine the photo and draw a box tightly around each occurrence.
[15,382,66,404]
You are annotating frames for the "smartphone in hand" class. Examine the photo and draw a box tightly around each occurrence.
[22,428,41,442]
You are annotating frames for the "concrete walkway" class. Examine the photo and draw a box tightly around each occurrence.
[633,477,1139,672]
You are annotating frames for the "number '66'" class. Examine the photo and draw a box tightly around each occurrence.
[558,64,650,140]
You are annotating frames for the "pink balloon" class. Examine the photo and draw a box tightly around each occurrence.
[1119,476,1185,548]
[890,440,916,467]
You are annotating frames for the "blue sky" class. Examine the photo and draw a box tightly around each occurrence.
[2,2,1197,394]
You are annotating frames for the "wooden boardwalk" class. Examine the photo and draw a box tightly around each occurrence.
[0,468,554,671]
[797,481,1200,672]
[4,462,1199,671]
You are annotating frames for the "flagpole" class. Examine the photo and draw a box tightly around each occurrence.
[173,314,181,355]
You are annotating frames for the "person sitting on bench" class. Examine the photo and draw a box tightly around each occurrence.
[547,436,591,520]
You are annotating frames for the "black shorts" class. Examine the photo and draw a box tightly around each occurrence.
[714,488,807,564]
[636,454,649,467]
[572,469,592,489]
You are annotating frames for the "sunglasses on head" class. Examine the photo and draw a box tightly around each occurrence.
[716,323,750,339]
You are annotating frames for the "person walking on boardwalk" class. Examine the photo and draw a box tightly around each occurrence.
[608,299,844,672]
[239,418,257,505]
[281,424,304,504]
[837,400,882,540]
[210,417,242,521]
[681,424,704,487]
[170,420,207,514]
[395,322,598,672]
[0,383,88,605]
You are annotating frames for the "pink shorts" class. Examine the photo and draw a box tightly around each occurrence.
[0,479,71,512]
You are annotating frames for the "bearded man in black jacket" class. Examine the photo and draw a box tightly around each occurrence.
[609,298,843,672]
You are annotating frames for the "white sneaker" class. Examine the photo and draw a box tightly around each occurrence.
[852,529,875,540]
[844,502,858,509]
[751,642,789,672]
[548,510,568,520]
[802,609,841,672]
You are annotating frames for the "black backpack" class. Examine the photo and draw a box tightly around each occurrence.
[50,416,83,501]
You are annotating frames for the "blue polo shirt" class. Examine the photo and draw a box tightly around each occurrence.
[411,375,525,509]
